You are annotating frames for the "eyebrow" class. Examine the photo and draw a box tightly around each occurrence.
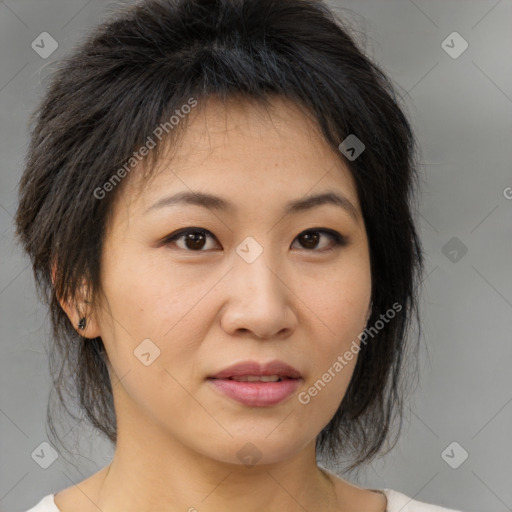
[145,190,359,221]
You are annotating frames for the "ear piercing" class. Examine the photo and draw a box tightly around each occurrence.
[77,299,91,330]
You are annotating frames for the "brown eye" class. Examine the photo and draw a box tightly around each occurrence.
[163,228,219,251]
[162,227,347,253]
[292,229,347,252]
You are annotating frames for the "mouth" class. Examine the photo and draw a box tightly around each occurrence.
[207,360,302,407]
[212,375,294,382]
[208,360,302,380]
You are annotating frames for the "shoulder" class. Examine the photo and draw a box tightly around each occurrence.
[29,464,108,512]
[25,494,60,512]
[382,489,464,512]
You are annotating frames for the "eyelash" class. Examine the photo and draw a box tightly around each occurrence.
[162,227,348,253]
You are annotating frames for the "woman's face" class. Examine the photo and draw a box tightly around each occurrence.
[93,97,372,466]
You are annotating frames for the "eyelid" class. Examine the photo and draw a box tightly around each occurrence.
[160,227,220,251]
[161,227,348,252]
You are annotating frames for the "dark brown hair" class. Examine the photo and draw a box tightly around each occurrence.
[14,0,424,474]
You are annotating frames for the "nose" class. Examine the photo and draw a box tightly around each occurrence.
[220,251,298,340]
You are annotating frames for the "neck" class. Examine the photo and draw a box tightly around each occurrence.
[93,437,339,512]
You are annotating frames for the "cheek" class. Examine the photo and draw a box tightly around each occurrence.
[298,329,360,426]
[301,255,371,338]
[100,244,210,339]
[96,251,214,406]
[297,254,370,409]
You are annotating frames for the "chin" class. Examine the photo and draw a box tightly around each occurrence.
[197,434,311,468]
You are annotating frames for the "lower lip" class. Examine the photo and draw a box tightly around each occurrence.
[207,378,301,407]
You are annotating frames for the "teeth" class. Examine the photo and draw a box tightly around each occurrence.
[231,375,282,382]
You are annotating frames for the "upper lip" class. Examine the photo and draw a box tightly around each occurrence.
[209,360,302,379]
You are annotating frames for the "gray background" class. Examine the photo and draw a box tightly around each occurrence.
[1,1,511,511]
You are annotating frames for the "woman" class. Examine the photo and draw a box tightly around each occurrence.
[15,0,463,510]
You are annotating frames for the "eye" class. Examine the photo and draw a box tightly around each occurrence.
[162,228,219,251]
[162,227,348,252]
[292,228,348,253]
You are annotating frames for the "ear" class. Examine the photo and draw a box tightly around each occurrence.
[51,261,102,339]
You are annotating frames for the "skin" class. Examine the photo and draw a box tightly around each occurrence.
[55,96,386,512]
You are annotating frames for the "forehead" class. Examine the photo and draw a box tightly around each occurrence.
[162,95,337,169]
[118,95,360,217]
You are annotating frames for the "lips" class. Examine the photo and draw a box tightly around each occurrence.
[207,360,303,407]
[208,360,302,380]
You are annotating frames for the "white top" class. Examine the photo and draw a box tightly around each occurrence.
[25,489,464,511]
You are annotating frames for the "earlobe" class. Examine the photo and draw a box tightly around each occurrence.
[51,261,101,338]
[74,299,102,339]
